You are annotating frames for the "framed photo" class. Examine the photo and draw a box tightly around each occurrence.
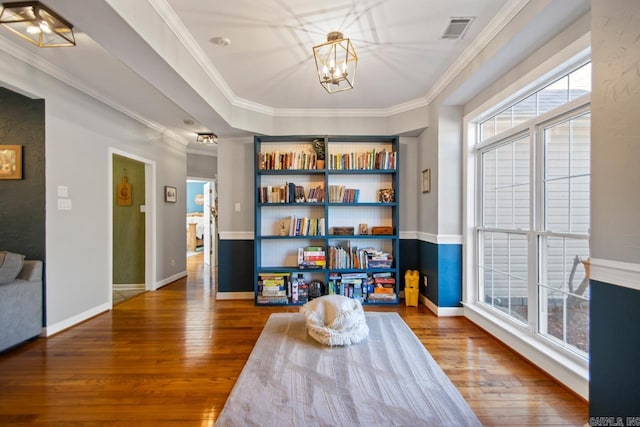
[0,145,23,180]
[421,168,431,193]
[164,186,177,203]
[378,188,395,203]
[359,223,369,235]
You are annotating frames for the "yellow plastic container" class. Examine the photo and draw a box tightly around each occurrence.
[404,270,419,307]
[405,287,419,307]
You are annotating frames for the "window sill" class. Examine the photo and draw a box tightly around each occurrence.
[463,302,589,401]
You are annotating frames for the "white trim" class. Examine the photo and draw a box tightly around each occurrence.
[139,0,530,122]
[422,295,464,317]
[424,0,530,105]
[399,231,418,239]
[590,258,640,292]
[417,232,463,245]
[417,232,437,244]
[466,33,591,121]
[113,283,145,291]
[219,231,254,240]
[108,149,157,298]
[464,303,588,400]
[216,291,254,300]
[0,34,190,147]
[155,271,187,289]
[43,303,110,337]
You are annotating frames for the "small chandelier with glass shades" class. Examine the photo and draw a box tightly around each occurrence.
[313,31,357,94]
[0,1,75,47]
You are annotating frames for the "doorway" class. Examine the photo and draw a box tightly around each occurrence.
[110,151,155,306]
[186,179,217,288]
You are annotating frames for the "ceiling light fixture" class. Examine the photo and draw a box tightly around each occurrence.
[196,133,217,145]
[0,1,75,47]
[313,31,357,94]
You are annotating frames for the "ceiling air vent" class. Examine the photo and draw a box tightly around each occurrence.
[442,17,474,39]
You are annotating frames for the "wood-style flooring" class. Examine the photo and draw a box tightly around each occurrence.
[0,254,588,426]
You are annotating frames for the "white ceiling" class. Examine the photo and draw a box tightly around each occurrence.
[0,0,591,149]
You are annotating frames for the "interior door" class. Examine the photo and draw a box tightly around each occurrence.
[204,181,215,266]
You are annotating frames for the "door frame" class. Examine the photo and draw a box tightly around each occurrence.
[187,176,217,268]
[108,148,157,308]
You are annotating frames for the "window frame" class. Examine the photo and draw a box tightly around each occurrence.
[474,92,591,365]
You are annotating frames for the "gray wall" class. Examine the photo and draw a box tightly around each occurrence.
[1,47,187,330]
[187,151,217,180]
[217,138,254,236]
[590,0,640,264]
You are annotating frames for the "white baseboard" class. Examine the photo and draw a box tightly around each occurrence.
[154,271,187,289]
[218,232,254,240]
[421,295,464,317]
[113,283,145,291]
[216,291,254,300]
[43,302,110,337]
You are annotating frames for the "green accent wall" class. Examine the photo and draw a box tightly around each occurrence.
[112,155,145,284]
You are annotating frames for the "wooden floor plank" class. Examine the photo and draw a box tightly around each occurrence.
[0,254,588,425]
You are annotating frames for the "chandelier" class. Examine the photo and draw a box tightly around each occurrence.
[0,1,75,47]
[313,31,357,94]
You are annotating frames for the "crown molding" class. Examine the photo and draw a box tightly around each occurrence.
[423,0,530,105]
[147,0,527,122]
[0,33,190,147]
[147,0,236,105]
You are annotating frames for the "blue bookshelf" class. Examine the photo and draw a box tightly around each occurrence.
[254,135,400,305]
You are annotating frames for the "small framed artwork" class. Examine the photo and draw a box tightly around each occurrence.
[421,168,431,193]
[378,188,395,203]
[164,186,177,203]
[0,145,23,180]
[359,223,369,235]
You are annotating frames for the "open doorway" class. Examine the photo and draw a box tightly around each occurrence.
[186,179,217,287]
[110,151,155,306]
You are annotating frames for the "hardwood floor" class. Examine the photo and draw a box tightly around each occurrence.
[0,254,588,426]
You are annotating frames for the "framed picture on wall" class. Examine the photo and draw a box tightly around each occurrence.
[0,145,23,180]
[421,168,431,193]
[165,186,177,203]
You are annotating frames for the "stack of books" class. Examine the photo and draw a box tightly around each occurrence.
[298,246,326,269]
[257,272,290,304]
[367,272,397,302]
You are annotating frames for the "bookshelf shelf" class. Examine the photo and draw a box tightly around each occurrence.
[254,135,400,306]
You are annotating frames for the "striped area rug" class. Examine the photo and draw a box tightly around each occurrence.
[216,312,481,426]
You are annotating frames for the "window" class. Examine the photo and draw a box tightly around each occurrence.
[476,63,591,358]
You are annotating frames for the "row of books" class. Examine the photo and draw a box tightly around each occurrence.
[327,242,393,269]
[258,151,318,170]
[328,185,359,203]
[327,149,397,170]
[327,272,397,303]
[279,216,325,237]
[297,246,326,268]
[258,183,324,204]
